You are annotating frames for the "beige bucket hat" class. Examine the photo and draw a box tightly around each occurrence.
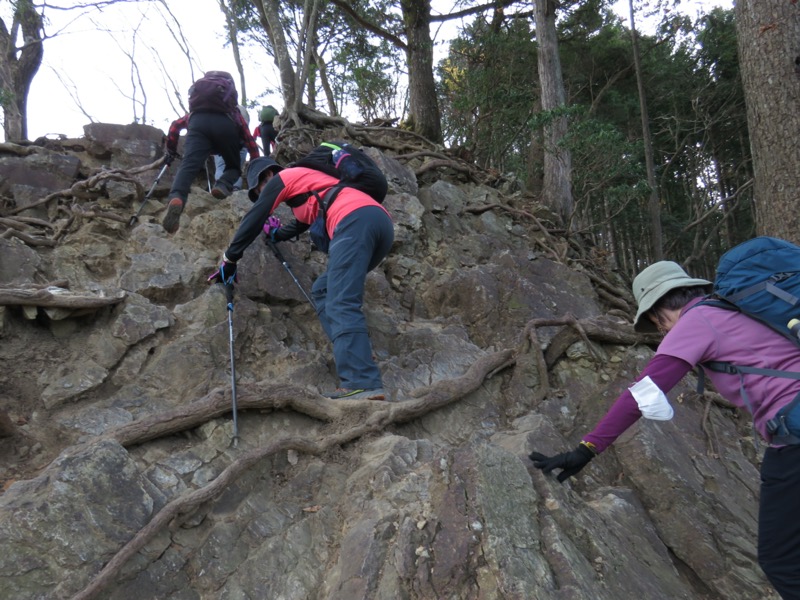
[632,261,711,332]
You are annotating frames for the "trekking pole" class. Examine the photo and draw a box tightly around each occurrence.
[265,239,316,310]
[205,162,213,193]
[224,282,239,447]
[128,162,169,227]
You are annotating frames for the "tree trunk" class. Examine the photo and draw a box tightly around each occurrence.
[735,0,800,242]
[259,0,298,111]
[534,0,573,227]
[526,126,544,198]
[313,46,338,116]
[0,0,44,142]
[401,0,443,144]
[295,1,321,110]
[629,0,662,260]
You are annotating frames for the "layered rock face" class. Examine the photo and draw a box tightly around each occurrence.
[0,124,776,599]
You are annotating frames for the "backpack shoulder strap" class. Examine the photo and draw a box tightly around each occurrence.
[691,296,738,312]
[314,185,345,215]
[724,275,800,305]
[285,192,311,208]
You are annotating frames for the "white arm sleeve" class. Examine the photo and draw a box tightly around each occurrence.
[629,375,675,421]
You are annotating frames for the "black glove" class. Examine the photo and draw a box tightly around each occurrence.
[207,260,238,286]
[529,443,595,483]
[164,150,178,166]
[271,228,290,243]
[272,219,310,242]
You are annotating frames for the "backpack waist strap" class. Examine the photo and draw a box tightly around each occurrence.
[703,361,800,380]
[699,361,800,449]
[766,390,800,445]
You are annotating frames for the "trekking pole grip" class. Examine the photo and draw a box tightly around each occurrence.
[224,282,234,308]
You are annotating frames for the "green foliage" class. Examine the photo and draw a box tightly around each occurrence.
[648,6,753,259]
[221,0,406,118]
[562,114,649,224]
[438,15,538,172]
[435,2,750,274]
[527,105,584,130]
[330,28,404,122]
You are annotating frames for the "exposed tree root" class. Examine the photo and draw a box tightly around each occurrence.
[0,284,126,309]
[1,158,164,247]
[69,349,512,600]
[527,315,658,369]
[278,114,492,183]
[0,142,40,156]
[701,393,721,458]
[529,469,585,599]
[293,107,438,153]
[463,202,567,262]
[5,161,155,216]
[579,269,633,313]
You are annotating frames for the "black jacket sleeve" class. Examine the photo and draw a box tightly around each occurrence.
[225,174,285,261]
[273,219,310,241]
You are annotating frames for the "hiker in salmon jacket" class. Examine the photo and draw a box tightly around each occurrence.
[161,71,259,234]
[207,166,394,401]
[529,259,800,599]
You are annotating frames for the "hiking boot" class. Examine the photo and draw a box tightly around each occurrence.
[162,198,185,233]
[324,388,386,400]
[211,180,232,199]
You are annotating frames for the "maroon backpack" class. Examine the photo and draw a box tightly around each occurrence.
[188,71,238,115]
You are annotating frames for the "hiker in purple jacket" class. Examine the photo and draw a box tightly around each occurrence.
[529,261,800,599]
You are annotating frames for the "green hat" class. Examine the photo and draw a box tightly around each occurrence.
[632,261,711,332]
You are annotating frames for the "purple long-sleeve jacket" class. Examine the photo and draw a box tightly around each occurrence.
[583,298,800,452]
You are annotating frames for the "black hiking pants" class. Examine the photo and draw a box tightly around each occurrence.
[759,443,800,599]
[169,111,242,203]
[259,121,277,157]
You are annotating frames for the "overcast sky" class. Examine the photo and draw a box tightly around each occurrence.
[19,0,271,141]
[10,0,731,143]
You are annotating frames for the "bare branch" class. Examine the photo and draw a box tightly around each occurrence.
[328,0,406,50]
[0,285,126,309]
[37,1,158,10]
[48,67,96,124]
[429,0,520,23]
[155,0,201,82]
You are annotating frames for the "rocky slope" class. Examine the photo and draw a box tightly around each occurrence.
[0,123,777,599]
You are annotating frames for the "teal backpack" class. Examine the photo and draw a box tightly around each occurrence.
[693,236,800,445]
